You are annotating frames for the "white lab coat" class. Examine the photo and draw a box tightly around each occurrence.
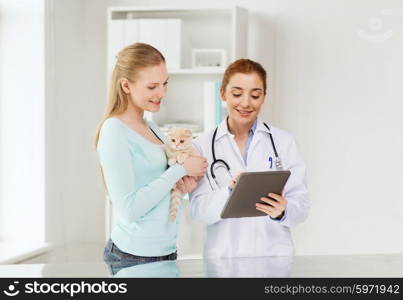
[190,117,309,258]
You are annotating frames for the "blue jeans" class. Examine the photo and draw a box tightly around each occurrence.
[103,238,177,275]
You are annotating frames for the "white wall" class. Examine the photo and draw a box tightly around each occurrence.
[274,0,403,255]
[45,0,105,244]
[0,0,45,242]
[46,0,403,255]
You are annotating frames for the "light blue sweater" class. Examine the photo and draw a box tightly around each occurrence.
[97,117,186,256]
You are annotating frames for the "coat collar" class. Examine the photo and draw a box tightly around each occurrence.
[215,117,270,141]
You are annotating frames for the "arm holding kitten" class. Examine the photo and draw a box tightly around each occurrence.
[165,127,207,221]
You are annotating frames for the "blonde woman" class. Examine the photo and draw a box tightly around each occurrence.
[96,43,207,274]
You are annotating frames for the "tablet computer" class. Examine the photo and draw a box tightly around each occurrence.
[220,170,291,219]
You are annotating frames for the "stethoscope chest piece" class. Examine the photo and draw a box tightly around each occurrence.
[275,157,283,170]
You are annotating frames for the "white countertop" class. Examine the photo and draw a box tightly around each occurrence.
[0,254,402,277]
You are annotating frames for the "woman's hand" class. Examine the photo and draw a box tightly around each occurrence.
[256,191,287,219]
[229,173,242,190]
[183,156,208,177]
[176,176,198,194]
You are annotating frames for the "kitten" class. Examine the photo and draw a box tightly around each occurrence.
[165,127,198,222]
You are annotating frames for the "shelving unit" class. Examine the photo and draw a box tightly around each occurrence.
[168,68,226,75]
[107,6,248,133]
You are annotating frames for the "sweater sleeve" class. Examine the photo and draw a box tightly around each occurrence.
[97,120,186,222]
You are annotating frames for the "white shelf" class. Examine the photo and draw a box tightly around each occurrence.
[158,127,204,138]
[108,6,236,17]
[107,6,247,72]
[169,68,225,75]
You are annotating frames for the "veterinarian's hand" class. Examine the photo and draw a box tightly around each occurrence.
[183,156,207,177]
[256,191,287,219]
[176,176,198,193]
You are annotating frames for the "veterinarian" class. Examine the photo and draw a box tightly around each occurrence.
[189,59,310,258]
[95,43,207,274]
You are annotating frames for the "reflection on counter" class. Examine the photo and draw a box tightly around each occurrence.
[114,261,180,278]
[109,256,293,278]
[2,253,403,277]
[203,256,293,278]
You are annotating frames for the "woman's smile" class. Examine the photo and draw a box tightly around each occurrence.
[149,99,161,106]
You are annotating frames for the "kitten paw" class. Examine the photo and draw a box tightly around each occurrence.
[168,213,177,222]
[168,158,177,166]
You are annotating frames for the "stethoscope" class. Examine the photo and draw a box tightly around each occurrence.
[210,121,283,187]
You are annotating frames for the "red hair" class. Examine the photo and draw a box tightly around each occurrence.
[221,58,267,95]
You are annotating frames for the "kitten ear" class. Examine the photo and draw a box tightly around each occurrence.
[184,129,192,137]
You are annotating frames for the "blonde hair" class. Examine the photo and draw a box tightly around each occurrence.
[95,42,165,147]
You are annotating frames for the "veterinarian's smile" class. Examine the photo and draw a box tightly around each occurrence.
[235,108,253,117]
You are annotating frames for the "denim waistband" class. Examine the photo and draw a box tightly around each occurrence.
[105,238,177,259]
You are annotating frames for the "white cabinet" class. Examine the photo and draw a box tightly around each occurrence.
[108,18,181,72]
[107,6,248,134]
